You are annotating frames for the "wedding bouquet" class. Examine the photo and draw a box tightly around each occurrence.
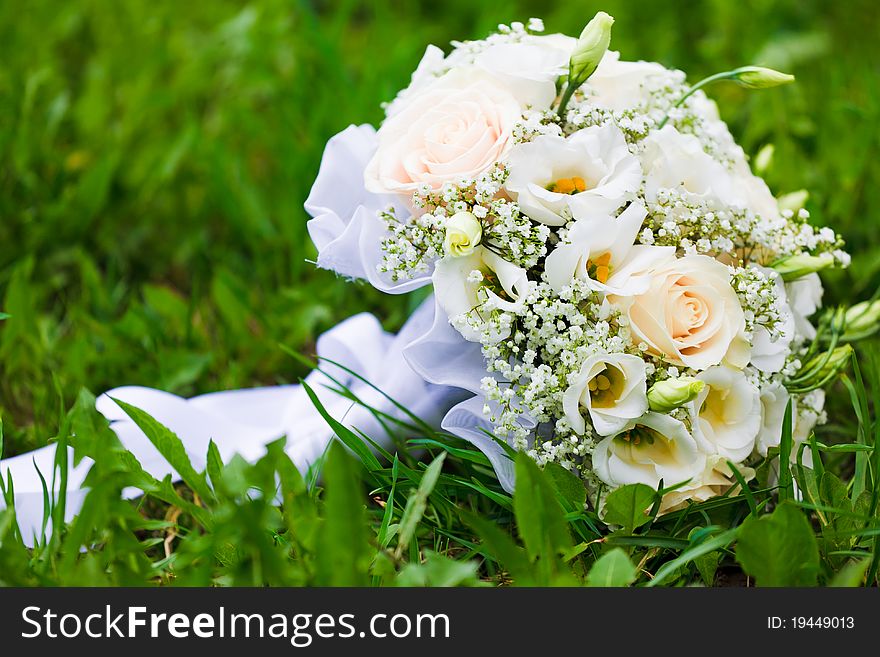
[306,13,855,512]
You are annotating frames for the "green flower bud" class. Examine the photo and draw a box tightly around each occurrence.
[569,11,614,87]
[732,66,795,89]
[754,144,774,175]
[770,252,834,281]
[777,189,809,213]
[443,211,482,257]
[842,300,880,341]
[800,344,853,383]
[647,377,705,413]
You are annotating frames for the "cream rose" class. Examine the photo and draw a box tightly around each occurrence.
[613,255,749,371]
[504,124,642,224]
[592,412,705,490]
[689,365,761,462]
[365,68,532,195]
[562,352,648,436]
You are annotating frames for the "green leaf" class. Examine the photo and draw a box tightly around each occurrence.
[736,502,820,586]
[603,483,656,533]
[395,453,445,558]
[829,558,869,587]
[585,548,637,587]
[463,511,533,584]
[648,528,738,587]
[111,398,215,504]
[300,380,382,472]
[513,454,573,567]
[395,551,482,587]
[315,442,370,586]
[206,440,224,493]
[545,462,586,510]
[777,398,794,501]
[694,551,720,586]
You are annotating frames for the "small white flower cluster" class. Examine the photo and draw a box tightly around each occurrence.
[378,207,446,281]
[323,14,852,511]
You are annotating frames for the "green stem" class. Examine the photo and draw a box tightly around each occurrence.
[556,81,577,120]
[657,69,741,129]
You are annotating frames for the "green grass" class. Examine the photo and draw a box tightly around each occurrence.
[1,0,880,586]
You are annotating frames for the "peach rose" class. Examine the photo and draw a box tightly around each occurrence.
[364,68,526,195]
[613,255,749,371]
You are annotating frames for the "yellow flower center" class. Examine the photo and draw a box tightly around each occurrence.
[615,425,660,448]
[547,176,587,195]
[586,251,612,284]
[587,365,625,408]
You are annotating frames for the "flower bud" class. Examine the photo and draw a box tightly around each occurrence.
[801,344,853,382]
[777,189,809,213]
[770,252,834,281]
[569,11,614,87]
[733,66,795,89]
[842,300,880,341]
[443,211,482,257]
[647,377,705,413]
[754,144,774,175]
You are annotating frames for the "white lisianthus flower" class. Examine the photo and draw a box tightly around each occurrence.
[592,412,705,490]
[659,456,755,514]
[689,365,761,462]
[641,125,743,208]
[544,201,675,295]
[443,211,482,257]
[504,124,642,225]
[612,255,750,371]
[585,51,667,111]
[365,68,530,195]
[785,273,823,341]
[562,352,648,436]
[433,246,531,342]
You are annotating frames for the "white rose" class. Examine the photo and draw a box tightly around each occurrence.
[504,123,642,225]
[562,352,648,436]
[474,38,571,107]
[659,456,755,514]
[365,68,530,195]
[592,412,705,490]
[613,255,750,371]
[386,37,565,117]
[544,201,675,296]
[689,365,761,462]
[432,246,531,342]
[585,51,668,111]
[786,273,823,341]
[641,126,743,208]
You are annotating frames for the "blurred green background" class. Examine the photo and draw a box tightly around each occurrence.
[1,0,878,456]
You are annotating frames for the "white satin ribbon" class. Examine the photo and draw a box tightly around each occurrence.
[0,299,466,546]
